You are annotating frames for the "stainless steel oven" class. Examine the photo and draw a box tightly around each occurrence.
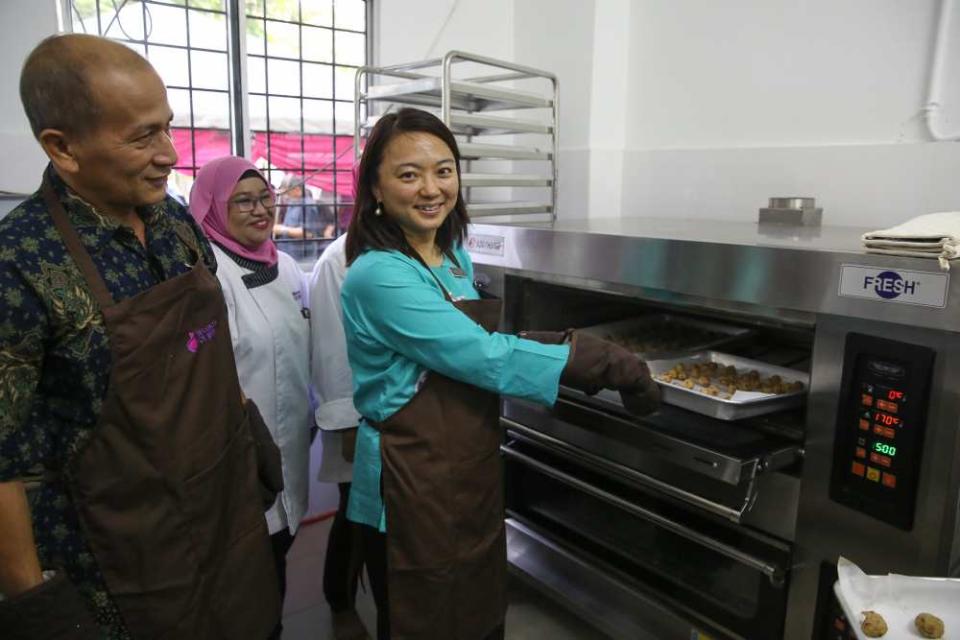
[467,218,960,640]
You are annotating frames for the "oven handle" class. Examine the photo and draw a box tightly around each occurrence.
[501,442,786,587]
[501,417,753,522]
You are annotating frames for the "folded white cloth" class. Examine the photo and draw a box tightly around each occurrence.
[862,211,960,270]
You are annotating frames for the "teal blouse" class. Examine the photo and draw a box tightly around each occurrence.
[342,245,570,531]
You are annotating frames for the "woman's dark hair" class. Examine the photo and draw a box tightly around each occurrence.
[345,107,469,265]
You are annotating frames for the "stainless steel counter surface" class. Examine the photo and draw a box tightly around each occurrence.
[466,218,958,333]
[481,216,871,255]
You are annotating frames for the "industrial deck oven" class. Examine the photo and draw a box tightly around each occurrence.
[465,218,960,640]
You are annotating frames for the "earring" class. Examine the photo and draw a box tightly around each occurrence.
[374,202,383,216]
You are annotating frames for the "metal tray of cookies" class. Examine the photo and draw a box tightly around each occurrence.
[835,556,957,640]
[579,314,754,361]
[648,351,810,421]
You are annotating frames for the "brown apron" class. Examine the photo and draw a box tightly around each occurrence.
[369,256,506,640]
[42,178,280,639]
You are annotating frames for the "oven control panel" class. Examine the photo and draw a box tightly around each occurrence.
[829,334,934,530]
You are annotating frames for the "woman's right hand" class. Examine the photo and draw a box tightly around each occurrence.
[558,331,660,416]
[607,348,660,415]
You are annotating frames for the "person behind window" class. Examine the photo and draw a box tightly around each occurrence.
[189,156,312,640]
[274,174,335,239]
[340,107,661,640]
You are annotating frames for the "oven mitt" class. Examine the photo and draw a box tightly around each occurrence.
[0,571,100,640]
[560,331,660,416]
[245,399,284,509]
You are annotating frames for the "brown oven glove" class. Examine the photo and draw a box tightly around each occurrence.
[519,329,660,415]
[0,571,100,640]
[245,399,284,509]
[558,331,660,416]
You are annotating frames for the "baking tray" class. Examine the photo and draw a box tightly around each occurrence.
[579,314,754,361]
[648,351,809,421]
[834,556,957,639]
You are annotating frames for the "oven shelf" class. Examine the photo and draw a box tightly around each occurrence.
[363,77,553,111]
[460,172,552,188]
[450,112,554,135]
[459,142,552,160]
[361,112,553,136]
[468,201,553,217]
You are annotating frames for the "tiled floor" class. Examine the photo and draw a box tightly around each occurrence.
[281,517,609,639]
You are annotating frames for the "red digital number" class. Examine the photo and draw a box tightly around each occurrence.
[874,412,900,427]
[887,390,904,401]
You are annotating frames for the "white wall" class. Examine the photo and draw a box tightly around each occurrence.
[588,0,631,218]
[612,0,960,226]
[0,0,58,195]
[377,0,514,64]
[625,2,945,147]
[513,0,596,215]
[375,0,960,228]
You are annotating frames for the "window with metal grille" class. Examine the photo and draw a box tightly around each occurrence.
[67,0,369,257]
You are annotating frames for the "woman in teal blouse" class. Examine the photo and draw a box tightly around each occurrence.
[340,108,658,640]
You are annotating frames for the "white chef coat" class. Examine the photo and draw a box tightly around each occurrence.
[307,234,360,484]
[213,244,312,535]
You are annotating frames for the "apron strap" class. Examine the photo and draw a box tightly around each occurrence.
[41,174,115,309]
[408,250,456,303]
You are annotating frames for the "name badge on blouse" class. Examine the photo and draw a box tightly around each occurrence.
[449,266,467,278]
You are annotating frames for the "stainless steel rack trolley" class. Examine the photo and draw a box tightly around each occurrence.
[354,51,558,221]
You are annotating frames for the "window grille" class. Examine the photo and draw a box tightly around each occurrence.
[68,0,369,256]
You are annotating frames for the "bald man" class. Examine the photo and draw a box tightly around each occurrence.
[0,35,281,639]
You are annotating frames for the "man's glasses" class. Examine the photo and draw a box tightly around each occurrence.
[229,193,276,213]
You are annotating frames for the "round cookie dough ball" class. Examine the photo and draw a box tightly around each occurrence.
[915,612,944,639]
[861,611,887,637]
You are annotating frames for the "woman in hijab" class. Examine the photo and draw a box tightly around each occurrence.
[189,157,312,640]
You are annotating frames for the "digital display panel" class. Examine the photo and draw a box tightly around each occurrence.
[830,334,935,530]
[873,442,896,456]
[873,412,901,427]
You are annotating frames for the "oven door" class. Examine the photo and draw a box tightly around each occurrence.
[503,434,792,640]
